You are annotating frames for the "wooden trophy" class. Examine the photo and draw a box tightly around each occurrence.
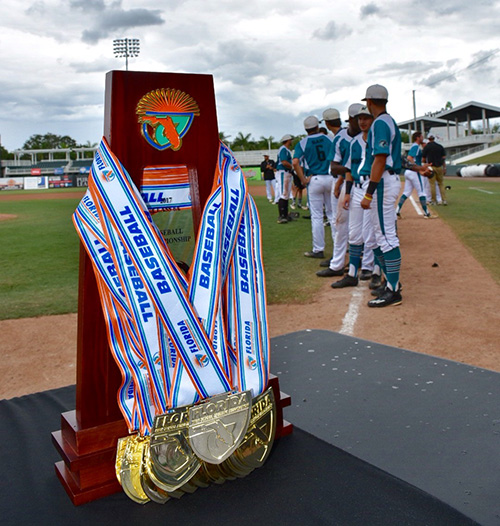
[52,71,292,505]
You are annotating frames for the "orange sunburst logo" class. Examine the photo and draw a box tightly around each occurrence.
[136,88,200,151]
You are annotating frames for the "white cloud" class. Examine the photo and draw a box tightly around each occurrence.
[0,0,499,150]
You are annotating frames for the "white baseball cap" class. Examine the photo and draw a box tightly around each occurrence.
[356,105,372,117]
[362,84,389,101]
[322,108,340,121]
[280,134,293,142]
[346,103,365,120]
[303,116,319,130]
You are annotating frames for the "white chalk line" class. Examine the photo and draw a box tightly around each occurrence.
[339,281,370,335]
[469,187,494,194]
[409,195,424,215]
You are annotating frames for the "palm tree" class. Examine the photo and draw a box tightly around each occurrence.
[231,132,254,151]
[218,131,231,145]
[258,136,278,151]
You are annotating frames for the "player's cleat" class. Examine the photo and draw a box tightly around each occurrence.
[288,212,300,219]
[359,269,372,281]
[316,268,344,277]
[304,250,324,258]
[277,217,288,224]
[368,288,402,308]
[442,201,448,205]
[320,258,332,267]
[369,274,382,289]
[298,204,309,210]
[424,213,437,219]
[370,281,387,297]
[428,200,436,206]
[331,274,358,288]
[290,202,296,210]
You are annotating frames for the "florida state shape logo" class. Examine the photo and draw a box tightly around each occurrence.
[136,88,200,151]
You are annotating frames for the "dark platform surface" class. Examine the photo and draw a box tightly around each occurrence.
[0,329,497,525]
[271,330,500,526]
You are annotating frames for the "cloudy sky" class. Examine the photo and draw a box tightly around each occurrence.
[1,0,499,151]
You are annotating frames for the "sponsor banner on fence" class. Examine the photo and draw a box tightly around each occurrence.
[31,168,42,176]
[73,174,89,187]
[0,177,24,190]
[49,175,72,188]
[242,167,261,181]
[24,176,49,190]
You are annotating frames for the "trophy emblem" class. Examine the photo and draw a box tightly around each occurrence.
[188,390,252,464]
[136,88,200,151]
[147,406,201,492]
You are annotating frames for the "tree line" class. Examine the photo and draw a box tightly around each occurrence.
[0,133,98,160]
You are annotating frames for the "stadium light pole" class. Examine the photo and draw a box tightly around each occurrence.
[113,38,140,71]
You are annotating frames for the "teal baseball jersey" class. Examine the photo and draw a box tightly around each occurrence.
[408,142,422,165]
[277,145,292,171]
[345,132,366,183]
[293,133,333,176]
[359,113,402,177]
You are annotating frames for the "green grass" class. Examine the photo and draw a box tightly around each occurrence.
[434,177,500,283]
[255,195,332,303]
[0,197,81,319]
[0,179,498,319]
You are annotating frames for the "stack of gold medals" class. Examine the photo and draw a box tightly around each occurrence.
[74,138,275,504]
[116,388,276,504]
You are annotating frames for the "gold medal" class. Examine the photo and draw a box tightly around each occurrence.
[232,387,276,469]
[223,453,254,478]
[115,436,129,485]
[200,459,227,485]
[188,465,212,488]
[119,435,150,504]
[188,390,252,464]
[140,468,171,504]
[148,406,200,492]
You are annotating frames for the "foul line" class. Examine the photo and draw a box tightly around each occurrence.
[469,187,494,194]
[339,281,369,335]
[409,195,423,215]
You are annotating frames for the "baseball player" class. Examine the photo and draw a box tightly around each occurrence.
[261,154,276,203]
[396,131,433,218]
[316,103,363,277]
[292,116,334,257]
[331,105,381,288]
[360,84,403,307]
[318,108,342,265]
[276,134,294,224]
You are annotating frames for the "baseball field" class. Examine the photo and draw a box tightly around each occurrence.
[1,177,499,398]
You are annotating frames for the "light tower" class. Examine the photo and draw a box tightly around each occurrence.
[113,38,140,71]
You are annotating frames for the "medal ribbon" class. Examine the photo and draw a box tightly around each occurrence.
[88,139,231,400]
[73,205,160,433]
[74,138,269,433]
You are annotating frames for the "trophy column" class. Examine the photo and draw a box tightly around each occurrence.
[52,71,292,505]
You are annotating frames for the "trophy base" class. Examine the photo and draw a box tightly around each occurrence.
[51,410,129,505]
[52,374,292,505]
